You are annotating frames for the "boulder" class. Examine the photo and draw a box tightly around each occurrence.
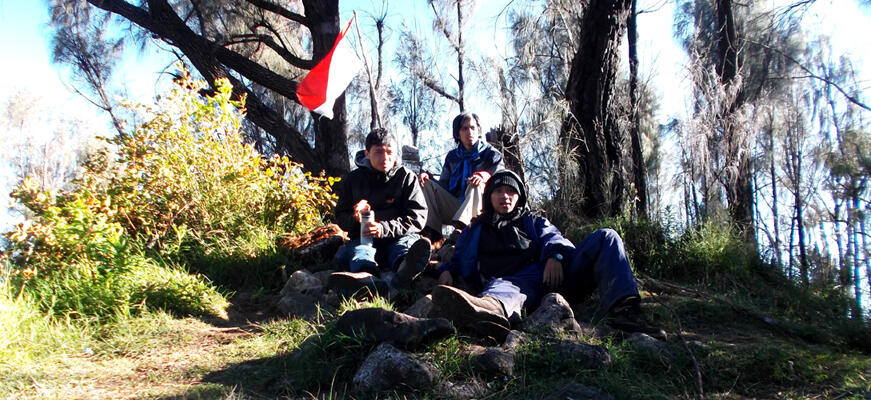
[527,293,583,336]
[434,380,488,399]
[280,269,323,297]
[470,346,515,377]
[548,338,612,370]
[403,294,434,318]
[335,307,455,349]
[352,343,438,393]
[276,292,319,320]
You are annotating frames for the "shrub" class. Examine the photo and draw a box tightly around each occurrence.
[76,70,336,259]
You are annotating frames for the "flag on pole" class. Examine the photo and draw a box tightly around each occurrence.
[296,18,363,119]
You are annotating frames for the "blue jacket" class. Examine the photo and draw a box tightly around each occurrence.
[436,144,504,198]
[438,212,575,284]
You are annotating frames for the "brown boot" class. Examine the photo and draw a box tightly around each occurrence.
[431,285,510,333]
[396,237,431,289]
[606,296,667,341]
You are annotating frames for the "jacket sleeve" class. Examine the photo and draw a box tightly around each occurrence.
[436,153,453,191]
[533,216,575,263]
[379,171,428,238]
[334,173,359,235]
[437,224,474,276]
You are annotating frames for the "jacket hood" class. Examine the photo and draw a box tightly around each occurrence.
[482,169,527,216]
[354,149,401,178]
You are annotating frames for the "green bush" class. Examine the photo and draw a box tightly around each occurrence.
[75,71,336,259]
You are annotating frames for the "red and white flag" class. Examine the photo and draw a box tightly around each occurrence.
[296,18,363,119]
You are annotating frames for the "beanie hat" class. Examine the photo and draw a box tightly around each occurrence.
[482,169,527,215]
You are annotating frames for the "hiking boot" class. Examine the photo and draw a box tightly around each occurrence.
[606,296,667,341]
[327,271,389,299]
[431,285,510,333]
[396,237,431,289]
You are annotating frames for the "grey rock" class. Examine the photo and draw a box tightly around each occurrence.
[548,338,612,369]
[335,307,455,349]
[528,293,582,336]
[352,343,438,392]
[544,383,614,400]
[470,347,515,377]
[504,330,527,351]
[276,292,319,320]
[403,294,434,318]
[312,269,334,287]
[627,332,670,356]
[435,380,488,399]
[280,269,323,297]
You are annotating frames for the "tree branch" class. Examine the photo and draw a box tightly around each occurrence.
[226,33,315,70]
[242,0,308,26]
[748,39,871,112]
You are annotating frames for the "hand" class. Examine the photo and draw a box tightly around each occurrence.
[363,220,383,238]
[467,171,490,187]
[353,200,371,222]
[438,271,453,286]
[420,171,431,184]
[543,258,563,289]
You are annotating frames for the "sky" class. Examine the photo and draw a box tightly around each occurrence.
[0,0,870,232]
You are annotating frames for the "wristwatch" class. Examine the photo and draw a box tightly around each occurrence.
[552,253,564,261]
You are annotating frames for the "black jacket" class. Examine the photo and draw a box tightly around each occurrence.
[335,151,427,240]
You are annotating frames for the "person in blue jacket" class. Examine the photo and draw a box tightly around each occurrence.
[432,170,665,341]
[419,112,504,237]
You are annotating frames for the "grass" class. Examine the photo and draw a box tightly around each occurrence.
[2,220,870,399]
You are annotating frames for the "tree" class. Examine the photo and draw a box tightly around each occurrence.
[391,25,442,148]
[416,0,477,111]
[49,0,353,176]
[560,0,633,220]
[0,91,91,197]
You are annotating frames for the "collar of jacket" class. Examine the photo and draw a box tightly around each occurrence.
[354,149,401,181]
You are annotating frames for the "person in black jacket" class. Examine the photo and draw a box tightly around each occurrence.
[432,170,666,342]
[419,112,503,237]
[330,128,431,295]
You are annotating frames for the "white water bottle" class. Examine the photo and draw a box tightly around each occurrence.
[360,210,374,246]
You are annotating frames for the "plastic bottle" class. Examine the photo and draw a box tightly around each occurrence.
[360,210,374,246]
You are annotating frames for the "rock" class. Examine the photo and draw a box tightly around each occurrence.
[435,380,488,399]
[313,269,334,287]
[470,347,515,377]
[626,332,670,356]
[335,308,455,349]
[403,294,434,318]
[280,269,323,297]
[543,383,614,400]
[276,292,319,320]
[548,339,611,370]
[527,293,583,336]
[504,330,527,351]
[352,343,438,393]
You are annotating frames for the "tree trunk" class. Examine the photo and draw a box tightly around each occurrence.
[714,0,754,239]
[627,0,648,220]
[560,0,632,220]
[456,0,466,112]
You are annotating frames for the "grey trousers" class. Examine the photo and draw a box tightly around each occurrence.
[421,180,484,230]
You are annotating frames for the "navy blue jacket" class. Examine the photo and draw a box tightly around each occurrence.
[438,212,575,285]
[436,145,504,198]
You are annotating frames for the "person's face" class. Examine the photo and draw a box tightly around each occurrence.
[490,185,520,215]
[365,143,396,172]
[458,117,479,150]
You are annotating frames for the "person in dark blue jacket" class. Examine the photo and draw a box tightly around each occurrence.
[419,112,503,236]
[432,170,665,341]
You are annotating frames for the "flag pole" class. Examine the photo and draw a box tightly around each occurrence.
[353,11,382,128]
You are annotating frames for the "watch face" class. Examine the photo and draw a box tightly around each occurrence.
[555,253,563,261]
